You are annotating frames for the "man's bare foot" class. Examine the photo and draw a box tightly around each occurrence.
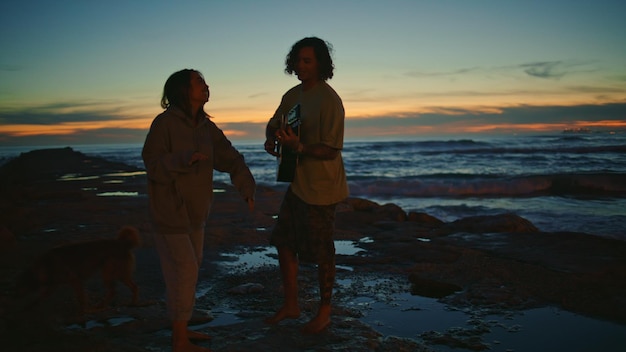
[301,304,331,334]
[300,315,330,334]
[265,306,301,324]
[187,329,211,341]
[172,320,211,352]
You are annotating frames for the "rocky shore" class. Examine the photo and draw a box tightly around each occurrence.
[1,147,625,351]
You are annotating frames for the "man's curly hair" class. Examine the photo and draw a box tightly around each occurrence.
[285,37,335,81]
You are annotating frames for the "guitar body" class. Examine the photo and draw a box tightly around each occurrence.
[277,144,298,182]
[276,105,301,182]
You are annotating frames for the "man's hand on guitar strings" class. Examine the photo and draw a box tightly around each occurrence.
[264,138,280,157]
[276,126,299,150]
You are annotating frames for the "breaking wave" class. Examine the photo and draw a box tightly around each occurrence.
[348,172,626,198]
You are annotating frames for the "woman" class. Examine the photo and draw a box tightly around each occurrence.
[142,69,255,352]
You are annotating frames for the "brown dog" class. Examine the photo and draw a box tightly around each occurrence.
[16,226,141,313]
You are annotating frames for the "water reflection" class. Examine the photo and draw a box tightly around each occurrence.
[58,174,99,181]
[216,238,371,270]
[96,191,139,197]
[66,316,135,330]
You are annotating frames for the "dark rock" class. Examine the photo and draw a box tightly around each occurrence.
[444,213,538,233]
[377,203,407,221]
[0,147,139,185]
[336,198,408,233]
[408,211,444,226]
[345,197,380,211]
[343,198,406,221]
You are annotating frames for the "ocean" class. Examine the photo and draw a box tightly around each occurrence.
[2,132,625,240]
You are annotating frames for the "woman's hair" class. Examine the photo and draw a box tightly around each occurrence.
[160,69,198,116]
[285,37,334,81]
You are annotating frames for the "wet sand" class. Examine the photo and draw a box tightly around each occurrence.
[1,148,625,351]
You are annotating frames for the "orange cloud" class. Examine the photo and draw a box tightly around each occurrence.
[0,118,152,137]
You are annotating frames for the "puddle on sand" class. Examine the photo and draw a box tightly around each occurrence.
[477,307,626,352]
[58,171,146,197]
[103,171,145,177]
[66,316,135,330]
[96,191,139,197]
[337,279,626,351]
[345,292,467,337]
[58,174,100,181]
[216,237,371,271]
[58,171,146,181]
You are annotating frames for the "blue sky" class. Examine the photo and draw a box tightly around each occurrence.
[1,0,625,146]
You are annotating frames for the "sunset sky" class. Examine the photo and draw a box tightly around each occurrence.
[1,0,625,146]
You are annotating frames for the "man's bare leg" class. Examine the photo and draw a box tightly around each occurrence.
[265,247,301,324]
[187,329,211,341]
[301,259,335,334]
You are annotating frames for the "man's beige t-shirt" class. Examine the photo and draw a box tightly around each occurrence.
[269,81,349,205]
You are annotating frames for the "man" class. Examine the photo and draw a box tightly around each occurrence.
[263,37,349,334]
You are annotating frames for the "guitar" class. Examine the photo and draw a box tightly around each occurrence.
[276,104,301,182]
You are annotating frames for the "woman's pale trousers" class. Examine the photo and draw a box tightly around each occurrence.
[153,228,204,321]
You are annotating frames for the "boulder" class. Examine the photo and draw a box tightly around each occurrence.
[444,213,538,233]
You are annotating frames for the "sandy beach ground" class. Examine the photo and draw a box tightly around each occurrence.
[1,148,625,351]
